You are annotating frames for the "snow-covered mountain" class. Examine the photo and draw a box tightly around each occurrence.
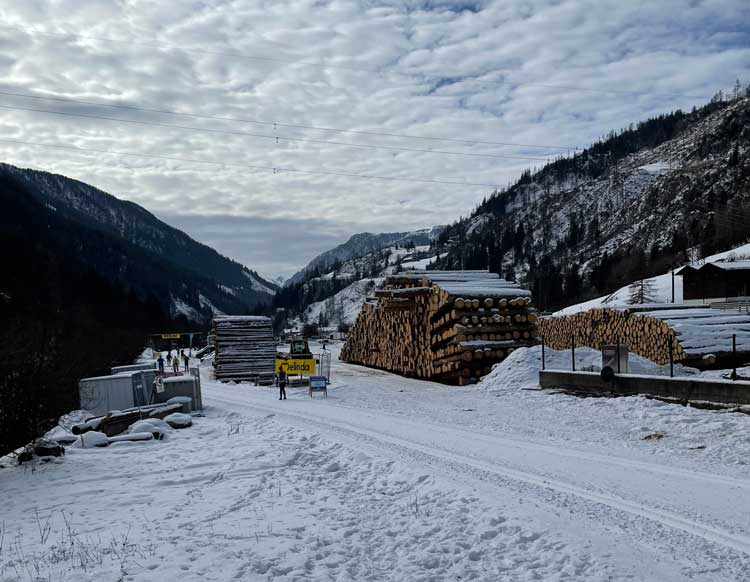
[273,236,446,329]
[285,226,445,287]
[302,244,446,327]
[0,163,276,320]
[434,94,750,312]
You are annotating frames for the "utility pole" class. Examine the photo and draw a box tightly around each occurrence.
[671,268,675,303]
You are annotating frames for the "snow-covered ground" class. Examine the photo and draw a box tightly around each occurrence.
[556,241,750,315]
[2,343,750,581]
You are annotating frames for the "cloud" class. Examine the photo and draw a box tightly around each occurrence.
[0,0,748,275]
[156,212,358,280]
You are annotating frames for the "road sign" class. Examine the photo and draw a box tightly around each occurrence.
[161,333,181,339]
[275,358,316,375]
[309,375,328,398]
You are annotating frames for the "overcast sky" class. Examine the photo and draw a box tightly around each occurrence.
[1,0,748,280]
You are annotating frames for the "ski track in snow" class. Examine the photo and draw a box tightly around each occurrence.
[2,345,750,581]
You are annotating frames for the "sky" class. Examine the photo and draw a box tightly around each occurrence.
[0,0,748,280]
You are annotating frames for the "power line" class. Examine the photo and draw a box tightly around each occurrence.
[3,23,713,101]
[0,103,554,162]
[0,89,581,151]
[0,137,511,188]
[679,198,750,231]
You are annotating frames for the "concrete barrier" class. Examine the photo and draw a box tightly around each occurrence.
[539,370,750,405]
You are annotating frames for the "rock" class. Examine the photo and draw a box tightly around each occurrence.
[164,413,193,429]
[33,438,65,457]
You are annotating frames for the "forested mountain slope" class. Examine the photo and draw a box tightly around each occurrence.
[433,94,750,311]
[285,227,444,287]
[0,163,276,319]
[0,183,182,454]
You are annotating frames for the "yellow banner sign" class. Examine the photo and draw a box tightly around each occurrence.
[161,333,181,339]
[275,358,316,375]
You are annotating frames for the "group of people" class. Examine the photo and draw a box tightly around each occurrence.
[157,349,190,374]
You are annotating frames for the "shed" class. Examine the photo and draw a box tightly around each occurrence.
[677,261,750,303]
[79,370,157,416]
[111,362,156,375]
[155,374,203,411]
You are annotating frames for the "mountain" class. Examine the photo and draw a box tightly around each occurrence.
[433,92,750,312]
[301,243,446,327]
[0,163,276,320]
[285,226,445,287]
[0,180,180,454]
[272,227,446,331]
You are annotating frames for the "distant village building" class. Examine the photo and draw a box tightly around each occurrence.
[677,261,750,303]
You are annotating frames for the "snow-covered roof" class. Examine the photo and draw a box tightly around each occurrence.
[164,376,196,384]
[711,261,750,271]
[390,270,530,298]
[213,315,271,322]
[676,260,750,274]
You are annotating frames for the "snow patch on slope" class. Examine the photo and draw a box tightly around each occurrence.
[305,278,383,326]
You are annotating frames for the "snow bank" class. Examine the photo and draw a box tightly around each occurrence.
[164,412,193,428]
[482,346,700,392]
[129,419,170,440]
[74,431,110,448]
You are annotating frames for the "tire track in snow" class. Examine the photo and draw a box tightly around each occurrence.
[206,390,750,557]
[322,392,750,492]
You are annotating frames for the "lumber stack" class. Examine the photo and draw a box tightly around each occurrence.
[540,304,750,365]
[212,316,276,381]
[540,308,680,364]
[341,270,538,385]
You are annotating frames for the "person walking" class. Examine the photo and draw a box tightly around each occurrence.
[172,352,180,373]
[277,367,288,400]
[157,353,165,373]
[166,352,173,368]
[183,350,189,372]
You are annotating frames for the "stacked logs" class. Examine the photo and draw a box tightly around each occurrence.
[340,270,538,385]
[213,316,276,381]
[539,308,684,365]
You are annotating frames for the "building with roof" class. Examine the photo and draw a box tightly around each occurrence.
[676,261,750,304]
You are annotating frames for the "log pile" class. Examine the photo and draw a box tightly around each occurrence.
[540,304,750,365]
[341,270,538,385]
[540,308,680,364]
[212,316,276,381]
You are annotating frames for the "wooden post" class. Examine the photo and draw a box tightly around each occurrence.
[732,333,737,381]
[541,335,546,371]
[671,269,675,304]
[616,340,621,374]
[668,335,674,378]
[571,335,576,372]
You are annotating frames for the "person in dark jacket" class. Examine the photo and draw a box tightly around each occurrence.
[183,351,189,372]
[157,353,165,373]
[277,367,288,400]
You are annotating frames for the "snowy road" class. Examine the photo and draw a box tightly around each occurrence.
[3,347,750,581]
[202,357,750,581]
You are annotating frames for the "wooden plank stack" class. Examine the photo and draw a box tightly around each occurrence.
[212,316,276,381]
[540,304,750,365]
[340,270,538,385]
